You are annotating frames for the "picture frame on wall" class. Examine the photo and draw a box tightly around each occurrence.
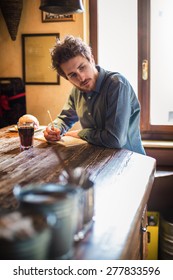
[42,12,75,23]
[22,33,60,85]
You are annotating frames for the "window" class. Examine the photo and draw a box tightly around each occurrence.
[89,0,173,140]
[138,0,173,140]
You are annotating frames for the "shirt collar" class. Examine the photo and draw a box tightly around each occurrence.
[94,65,103,93]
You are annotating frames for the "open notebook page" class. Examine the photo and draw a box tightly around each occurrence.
[34,132,87,147]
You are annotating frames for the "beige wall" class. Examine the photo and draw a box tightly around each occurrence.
[0,0,89,126]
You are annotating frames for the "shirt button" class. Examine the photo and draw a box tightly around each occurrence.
[88,96,91,100]
[88,112,91,116]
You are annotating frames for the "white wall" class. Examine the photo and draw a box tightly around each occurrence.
[98,0,137,93]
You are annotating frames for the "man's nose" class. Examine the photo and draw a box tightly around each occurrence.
[77,71,85,81]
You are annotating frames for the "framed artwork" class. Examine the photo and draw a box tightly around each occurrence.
[22,33,60,85]
[42,12,75,23]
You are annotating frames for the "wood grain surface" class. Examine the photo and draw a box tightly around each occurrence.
[0,126,156,259]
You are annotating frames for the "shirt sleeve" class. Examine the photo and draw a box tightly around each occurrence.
[53,91,79,135]
[78,79,133,148]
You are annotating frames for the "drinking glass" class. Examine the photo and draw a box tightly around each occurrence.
[17,122,34,150]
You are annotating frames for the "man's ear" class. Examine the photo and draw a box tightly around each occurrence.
[90,54,95,64]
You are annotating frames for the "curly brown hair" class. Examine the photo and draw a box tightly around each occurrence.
[50,35,92,79]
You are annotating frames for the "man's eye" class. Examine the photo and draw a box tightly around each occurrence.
[79,65,85,71]
[69,73,77,79]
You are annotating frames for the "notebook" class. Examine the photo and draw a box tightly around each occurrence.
[34,132,87,147]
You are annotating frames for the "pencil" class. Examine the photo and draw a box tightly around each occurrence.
[47,110,54,129]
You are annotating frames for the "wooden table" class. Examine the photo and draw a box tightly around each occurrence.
[0,126,156,259]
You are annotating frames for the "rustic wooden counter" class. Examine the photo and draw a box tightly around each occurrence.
[0,126,156,259]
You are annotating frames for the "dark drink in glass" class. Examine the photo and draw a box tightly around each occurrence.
[17,122,34,150]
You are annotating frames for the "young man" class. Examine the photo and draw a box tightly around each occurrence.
[44,35,145,155]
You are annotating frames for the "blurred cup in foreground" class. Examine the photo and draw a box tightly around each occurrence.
[17,122,34,150]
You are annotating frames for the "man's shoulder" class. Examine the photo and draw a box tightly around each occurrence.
[71,86,80,95]
[70,87,83,100]
[96,66,125,89]
[103,70,126,85]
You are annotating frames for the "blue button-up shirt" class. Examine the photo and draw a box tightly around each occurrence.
[53,66,145,155]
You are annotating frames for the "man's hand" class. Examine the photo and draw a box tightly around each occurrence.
[65,130,81,138]
[43,126,61,142]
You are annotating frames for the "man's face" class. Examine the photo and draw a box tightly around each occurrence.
[60,55,99,92]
